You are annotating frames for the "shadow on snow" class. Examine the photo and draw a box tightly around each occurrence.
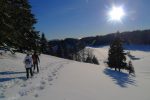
[0,71,26,82]
[0,77,26,82]
[0,71,26,75]
[103,68,136,88]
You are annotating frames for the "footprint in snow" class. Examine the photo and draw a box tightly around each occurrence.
[0,92,5,98]
[57,67,61,70]
[52,72,56,76]
[18,89,28,96]
[34,93,39,98]
[40,80,46,85]
[49,83,53,85]
[37,85,45,90]
[48,75,52,77]
[48,77,53,82]
[20,83,27,87]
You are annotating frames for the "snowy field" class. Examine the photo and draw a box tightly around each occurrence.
[0,46,150,100]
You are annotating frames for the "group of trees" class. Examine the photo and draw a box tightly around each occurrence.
[42,32,134,71]
[83,49,99,65]
[73,48,99,65]
[0,0,40,52]
[107,33,135,74]
[107,37,127,71]
[48,38,84,59]
[45,38,99,65]
[47,38,83,59]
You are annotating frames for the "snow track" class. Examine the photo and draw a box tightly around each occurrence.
[7,60,70,100]
[0,53,71,100]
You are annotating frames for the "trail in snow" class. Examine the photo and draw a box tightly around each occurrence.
[0,52,71,100]
[6,61,70,100]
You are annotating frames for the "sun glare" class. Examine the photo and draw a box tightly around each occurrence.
[108,6,125,22]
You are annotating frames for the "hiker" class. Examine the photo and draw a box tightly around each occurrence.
[32,51,40,73]
[24,53,33,79]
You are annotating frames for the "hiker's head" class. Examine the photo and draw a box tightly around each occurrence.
[34,51,37,55]
[26,53,30,56]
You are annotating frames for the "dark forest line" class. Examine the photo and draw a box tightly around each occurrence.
[43,29,150,63]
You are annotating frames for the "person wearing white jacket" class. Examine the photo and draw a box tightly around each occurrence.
[24,54,33,79]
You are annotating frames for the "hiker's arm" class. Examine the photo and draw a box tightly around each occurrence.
[38,56,40,63]
[23,58,26,64]
[30,57,33,65]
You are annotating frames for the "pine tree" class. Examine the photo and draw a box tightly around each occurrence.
[40,33,48,54]
[85,56,93,63]
[0,0,13,44]
[107,35,127,71]
[10,0,37,49]
[24,29,40,51]
[92,56,99,65]
[85,48,93,63]
[57,44,63,57]
[0,0,39,51]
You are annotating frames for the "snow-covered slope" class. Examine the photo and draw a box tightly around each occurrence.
[0,46,150,100]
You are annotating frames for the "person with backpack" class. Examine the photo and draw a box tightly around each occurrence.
[32,51,40,73]
[24,53,33,79]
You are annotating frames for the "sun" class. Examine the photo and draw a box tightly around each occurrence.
[108,5,125,22]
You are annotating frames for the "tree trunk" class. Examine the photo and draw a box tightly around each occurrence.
[115,67,117,71]
[118,68,121,72]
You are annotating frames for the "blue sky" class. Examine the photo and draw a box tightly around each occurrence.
[29,0,150,40]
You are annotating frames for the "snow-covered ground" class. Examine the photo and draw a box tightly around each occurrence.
[0,46,150,100]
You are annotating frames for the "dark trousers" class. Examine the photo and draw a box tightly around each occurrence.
[26,68,33,78]
[33,62,39,73]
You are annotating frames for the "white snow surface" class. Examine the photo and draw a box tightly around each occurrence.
[0,46,150,100]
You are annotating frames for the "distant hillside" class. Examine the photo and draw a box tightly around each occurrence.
[47,29,150,59]
[81,29,150,46]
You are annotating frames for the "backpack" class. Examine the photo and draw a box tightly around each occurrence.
[25,58,31,64]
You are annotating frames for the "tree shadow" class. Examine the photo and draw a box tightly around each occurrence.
[0,71,26,75]
[0,71,26,82]
[0,77,26,82]
[103,68,136,88]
